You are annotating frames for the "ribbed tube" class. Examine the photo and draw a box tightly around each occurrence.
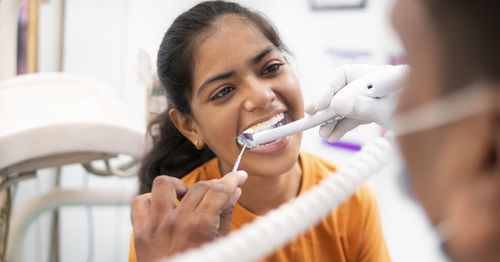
[165,137,392,262]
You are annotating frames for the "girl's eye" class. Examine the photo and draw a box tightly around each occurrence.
[210,86,235,101]
[262,63,284,75]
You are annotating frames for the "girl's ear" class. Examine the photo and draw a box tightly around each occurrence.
[169,108,205,149]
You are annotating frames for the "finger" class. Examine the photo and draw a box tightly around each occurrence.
[131,193,152,229]
[314,81,340,112]
[319,121,338,138]
[151,176,188,220]
[327,64,385,94]
[220,170,248,188]
[353,95,394,126]
[326,118,363,143]
[218,187,241,236]
[178,181,211,212]
[196,174,244,217]
[307,65,389,115]
[304,101,318,115]
[305,67,349,115]
[305,91,332,115]
[329,88,356,117]
[179,171,246,215]
[343,64,388,82]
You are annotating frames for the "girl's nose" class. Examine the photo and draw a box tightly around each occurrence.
[242,78,276,111]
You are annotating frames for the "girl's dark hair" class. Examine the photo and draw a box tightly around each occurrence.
[138,1,287,194]
[421,0,500,94]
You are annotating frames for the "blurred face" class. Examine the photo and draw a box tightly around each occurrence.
[185,15,303,177]
[393,0,500,261]
[392,0,446,224]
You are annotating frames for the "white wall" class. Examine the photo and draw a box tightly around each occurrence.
[11,0,449,261]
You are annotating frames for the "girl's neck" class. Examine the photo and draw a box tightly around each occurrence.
[236,160,303,216]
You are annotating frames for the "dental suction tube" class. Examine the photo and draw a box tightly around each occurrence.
[164,136,393,262]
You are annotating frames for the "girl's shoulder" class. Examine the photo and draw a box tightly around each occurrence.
[299,151,378,206]
[181,157,219,187]
[299,151,337,184]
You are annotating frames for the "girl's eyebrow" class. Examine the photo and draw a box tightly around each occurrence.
[198,71,235,97]
[197,46,277,97]
[250,46,276,65]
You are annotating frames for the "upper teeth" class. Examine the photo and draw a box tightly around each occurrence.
[243,113,284,134]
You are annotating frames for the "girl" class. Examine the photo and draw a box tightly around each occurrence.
[130,1,390,261]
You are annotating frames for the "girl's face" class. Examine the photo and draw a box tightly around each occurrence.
[185,15,303,176]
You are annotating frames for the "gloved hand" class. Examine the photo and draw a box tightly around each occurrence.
[305,64,409,143]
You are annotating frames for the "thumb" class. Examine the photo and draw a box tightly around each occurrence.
[324,118,364,143]
[218,187,241,236]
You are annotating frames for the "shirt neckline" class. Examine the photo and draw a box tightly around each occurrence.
[210,152,312,225]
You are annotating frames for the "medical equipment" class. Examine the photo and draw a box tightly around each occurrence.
[232,145,246,172]
[165,136,393,262]
[237,109,344,148]
[306,65,408,143]
[0,73,146,261]
[237,66,407,148]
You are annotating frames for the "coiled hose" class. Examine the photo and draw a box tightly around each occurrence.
[165,137,393,262]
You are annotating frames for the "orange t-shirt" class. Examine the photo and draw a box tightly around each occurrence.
[129,151,390,262]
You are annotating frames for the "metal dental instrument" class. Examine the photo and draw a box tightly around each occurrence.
[232,144,247,172]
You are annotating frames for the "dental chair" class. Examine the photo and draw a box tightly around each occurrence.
[0,0,152,260]
[0,73,146,261]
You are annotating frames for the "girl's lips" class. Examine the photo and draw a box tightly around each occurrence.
[246,135,290,154]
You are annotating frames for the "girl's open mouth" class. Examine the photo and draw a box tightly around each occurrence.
[237,112,290,149]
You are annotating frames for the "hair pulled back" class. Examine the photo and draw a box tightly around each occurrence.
[138,1,286,194]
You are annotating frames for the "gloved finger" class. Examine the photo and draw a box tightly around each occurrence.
[351,95,395,126]
[319,120,338,138]
[327,118,363,143]
[305,85,336,115]
[305,66,354,115]
[304,100,318,115]
[343,64,391,82]
[326,65,384,94]
[307,65,393,115]
[355,95,383,121]
[329,90,356,117]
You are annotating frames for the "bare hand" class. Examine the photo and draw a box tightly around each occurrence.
[131,171,247,262]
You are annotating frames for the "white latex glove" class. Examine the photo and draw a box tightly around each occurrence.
[305,64,409,143]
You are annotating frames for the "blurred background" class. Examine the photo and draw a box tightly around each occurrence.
[1,0,449,261]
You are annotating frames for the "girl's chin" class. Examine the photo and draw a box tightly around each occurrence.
[242,156,298,177]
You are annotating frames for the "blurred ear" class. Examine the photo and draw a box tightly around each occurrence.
[487,85,500,177]
[169,108,204,148]
[441,93,500,262]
